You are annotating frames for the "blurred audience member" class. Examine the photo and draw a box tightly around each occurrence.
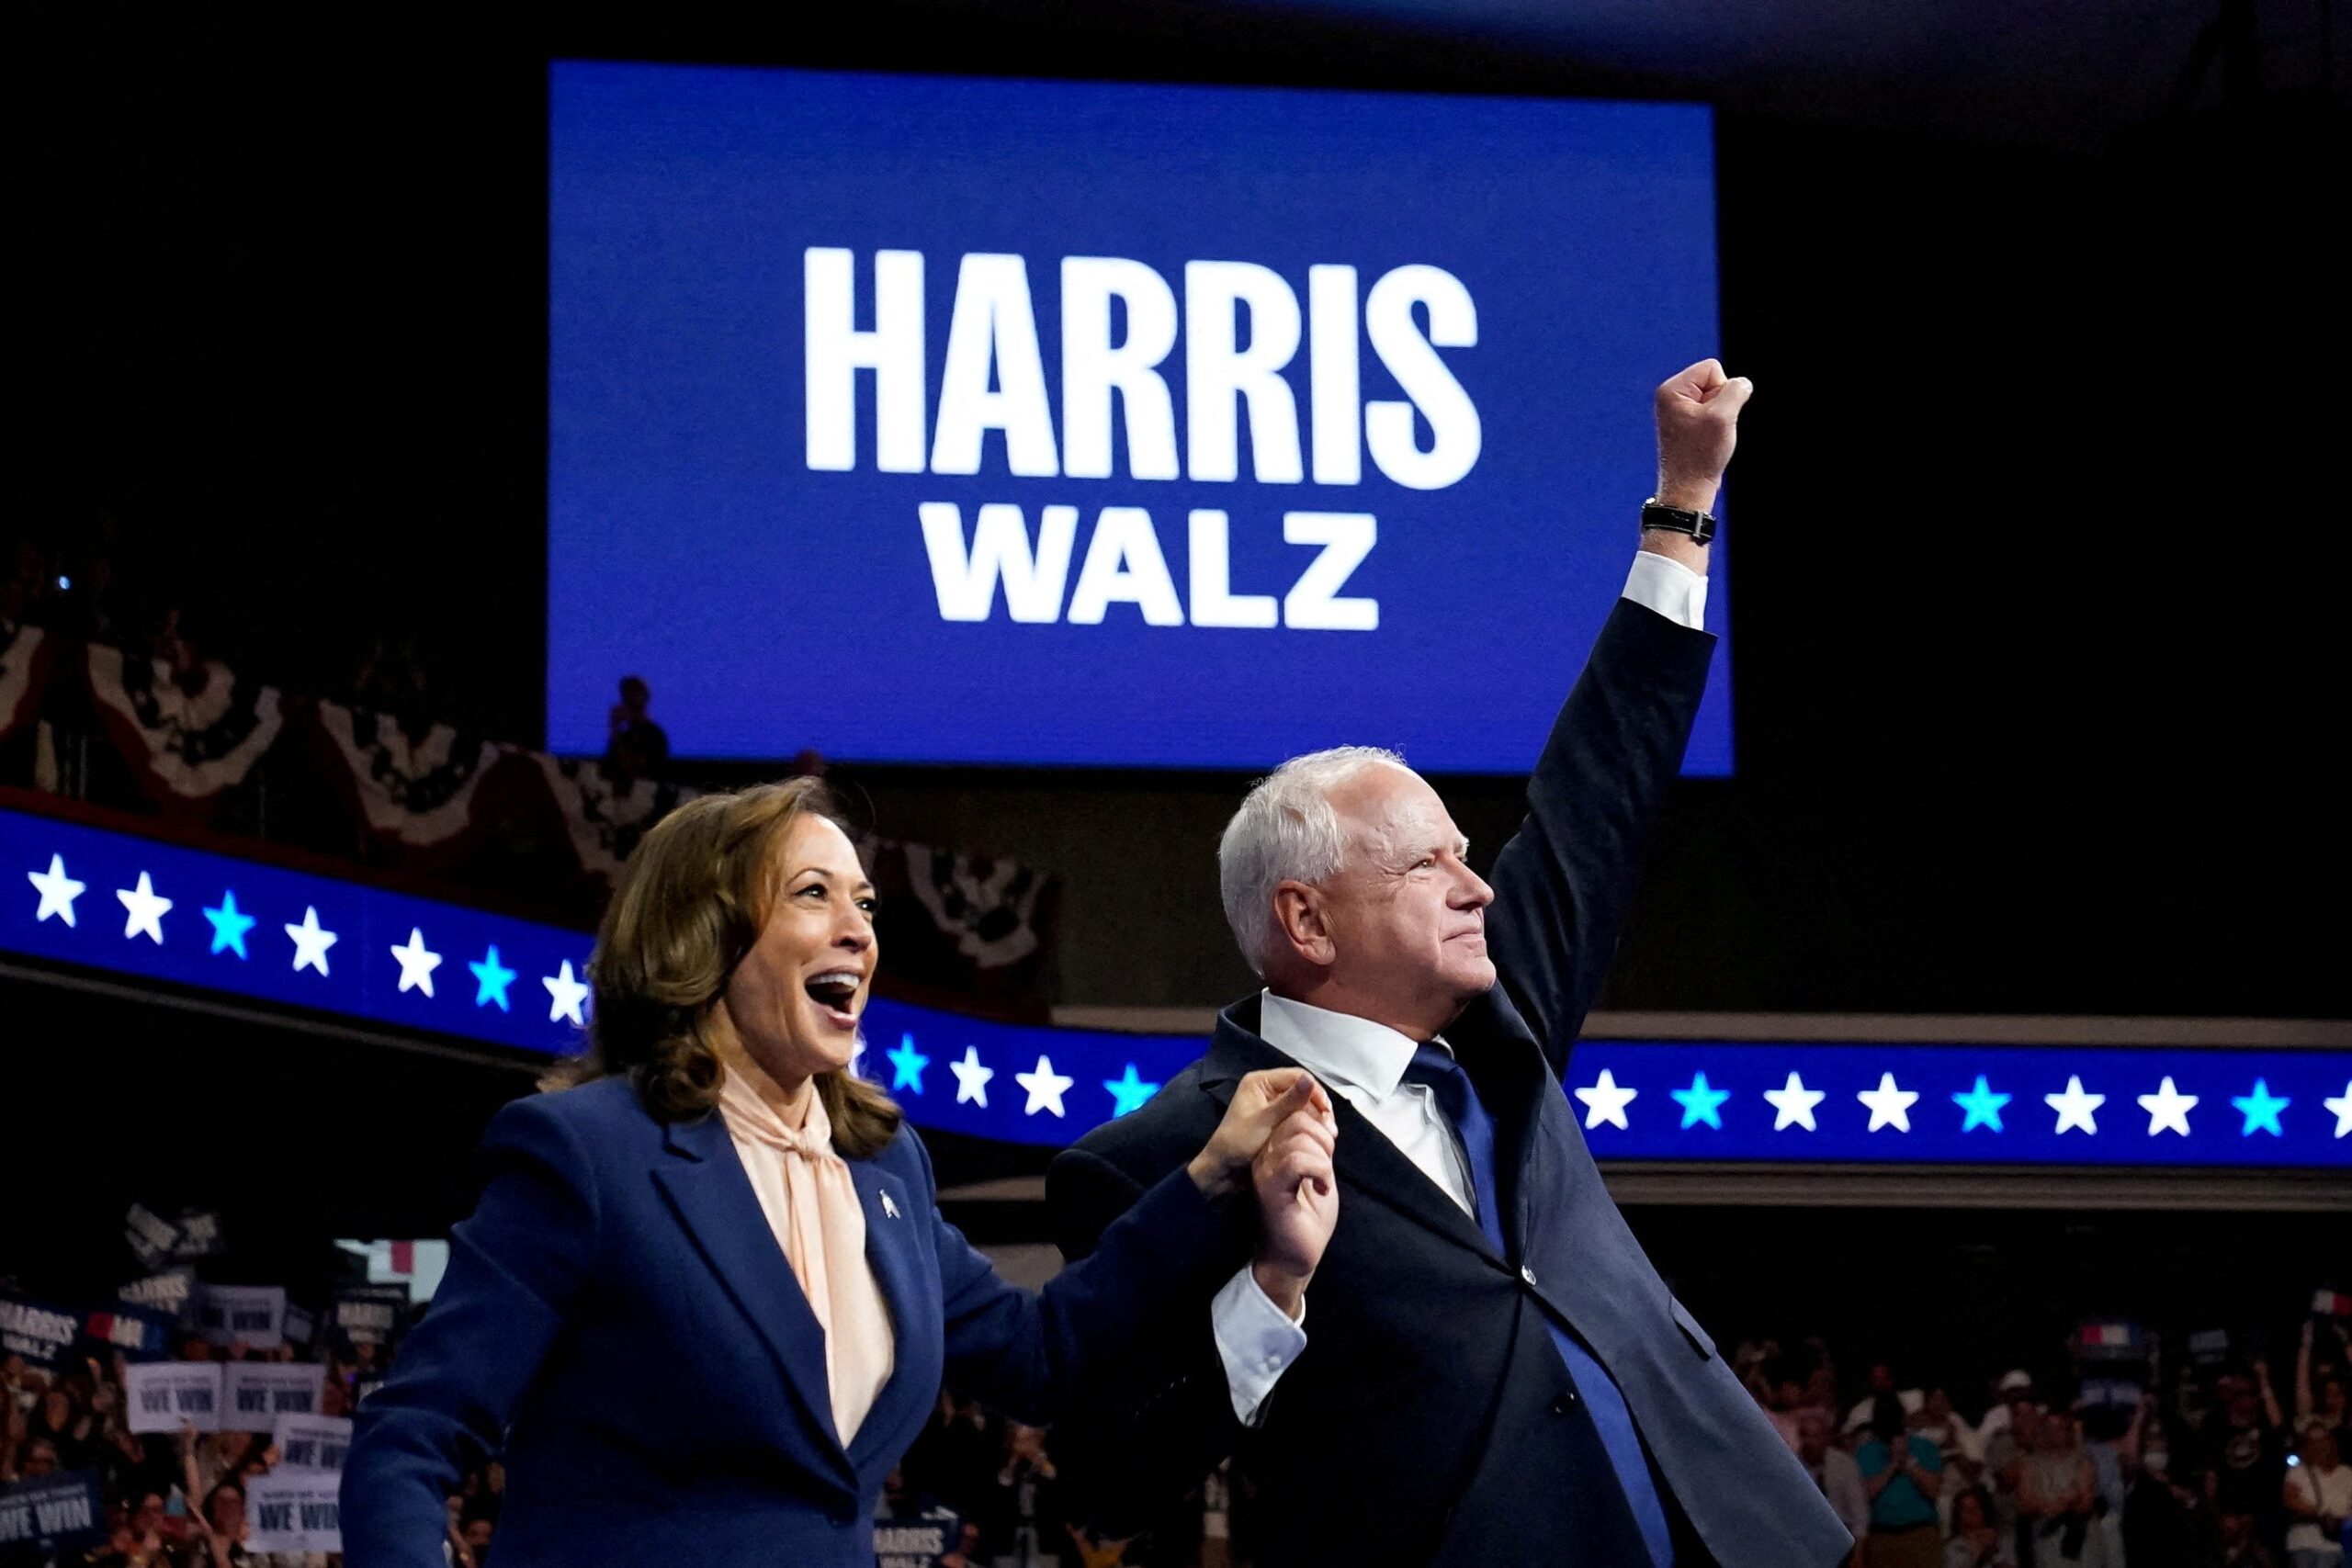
[1801,1404,1872,1559]
[2283,1417,2349,1568]
[1948,1485,2018,1568]
[1860,1393,1947,1568]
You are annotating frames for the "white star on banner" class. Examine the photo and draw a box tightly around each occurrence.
[543,960,590,1026]
[950,1046,994,1108]
[1763,1071,1826,1132]
[389,928,443,998]
[2136,1076,2198,1137]
[1015,1055,1075,1118]
[284,907,339,976]
[2046,1075,2105,1135]
[28,854,86,926]
[115,872,173,944]
[1573,1069,1639,1131]
[1857,1072,1920,1134]
[2324,1081,2352,1140]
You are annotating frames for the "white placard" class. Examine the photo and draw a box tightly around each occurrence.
[271,1414,352,1473]
[123,1362,223,1434]
[222,1363,322,1428]
[196,1285,286,1349]
[244,1470,342,1553]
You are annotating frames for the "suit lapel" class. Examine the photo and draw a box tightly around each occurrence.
[651,1112,853,1480]
[1207,999,1500,1263]
[847,1165,928,1472]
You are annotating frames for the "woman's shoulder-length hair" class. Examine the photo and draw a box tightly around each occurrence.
[541,776,902,1159]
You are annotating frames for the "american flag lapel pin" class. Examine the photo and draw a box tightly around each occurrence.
[880,1190,899,1220]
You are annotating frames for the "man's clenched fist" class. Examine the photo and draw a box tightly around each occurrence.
[1654,358,1754,513]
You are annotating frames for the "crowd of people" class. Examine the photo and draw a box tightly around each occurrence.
[1743,1313,2352,1568]
[2,1336,386,1568]
[6,1238,2348,1568]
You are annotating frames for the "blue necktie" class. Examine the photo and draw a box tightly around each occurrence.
[1402,1044,1677,1568]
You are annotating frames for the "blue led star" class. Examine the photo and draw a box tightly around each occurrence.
[1103,1064,1161,1118]
[1952,1075,2011,1133]
[2231,1078,2290,1137]
[1670,1071,1730,1131]
[468,945,517,1011]
[887,1034,930,1093]
[202,891,256,959]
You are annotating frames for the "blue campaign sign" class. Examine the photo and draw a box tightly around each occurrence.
[7,803,2345,1168]
[547,63,1731,773]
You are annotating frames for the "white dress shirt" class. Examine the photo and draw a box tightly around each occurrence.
[1206,550,1713,1421]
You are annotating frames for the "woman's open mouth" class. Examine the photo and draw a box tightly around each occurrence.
[804,970,863,1030]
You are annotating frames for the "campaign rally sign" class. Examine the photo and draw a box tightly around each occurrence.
[124,1362,223,1434]
[244,1471,343,1554]
[0,1295,80,1371]
[196,1284,286,1349]
[273,1414,353,1473]
[876,1506,962,1568]
[548,63,1733,774]
[0,1472,104,1558]
[122,1203,180,1271]
[331,1285,408,1348]
[223,1363,323,1427]
[82,1303,177,1361]
[172,1210,224,1262]
[118,1269,196,1321]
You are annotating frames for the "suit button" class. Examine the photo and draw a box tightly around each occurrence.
[1553,1390,1581,1414]
[1521,1264,1539,1288]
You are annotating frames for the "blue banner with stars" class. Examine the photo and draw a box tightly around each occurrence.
[6,804,2346,1165]
[5,805,592,1055]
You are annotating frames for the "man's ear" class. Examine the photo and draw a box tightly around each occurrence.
[1271,881,1336,968]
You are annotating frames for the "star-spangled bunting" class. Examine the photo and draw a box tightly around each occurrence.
[887,1034,930,1092]
[203,891,255,958]
[116,872,172,943]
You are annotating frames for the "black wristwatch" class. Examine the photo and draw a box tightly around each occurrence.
[1640,497,1717,546]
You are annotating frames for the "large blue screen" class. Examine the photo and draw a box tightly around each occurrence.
[548,63,1729,772]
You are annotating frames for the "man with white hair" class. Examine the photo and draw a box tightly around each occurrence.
[1046,361,1851,1568]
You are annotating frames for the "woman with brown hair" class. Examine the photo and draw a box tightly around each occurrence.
[343,779,1336,1566]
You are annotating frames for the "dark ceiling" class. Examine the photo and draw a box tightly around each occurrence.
[1231,0,2341,149]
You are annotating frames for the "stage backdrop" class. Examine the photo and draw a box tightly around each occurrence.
[547,63,1730,773]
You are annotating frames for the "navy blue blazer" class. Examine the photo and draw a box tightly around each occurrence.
[344,1075,1239,1568]
[1046,601,1854,1567]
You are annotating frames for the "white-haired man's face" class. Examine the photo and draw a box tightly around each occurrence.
[1273,764,1496,1036]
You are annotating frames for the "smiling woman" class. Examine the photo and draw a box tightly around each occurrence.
[343,777,1341,1567]
[548,778,901,1156]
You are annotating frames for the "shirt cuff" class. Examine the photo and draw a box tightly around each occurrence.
[1623,550,1709,631]
[1211,1265,1307,1427]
